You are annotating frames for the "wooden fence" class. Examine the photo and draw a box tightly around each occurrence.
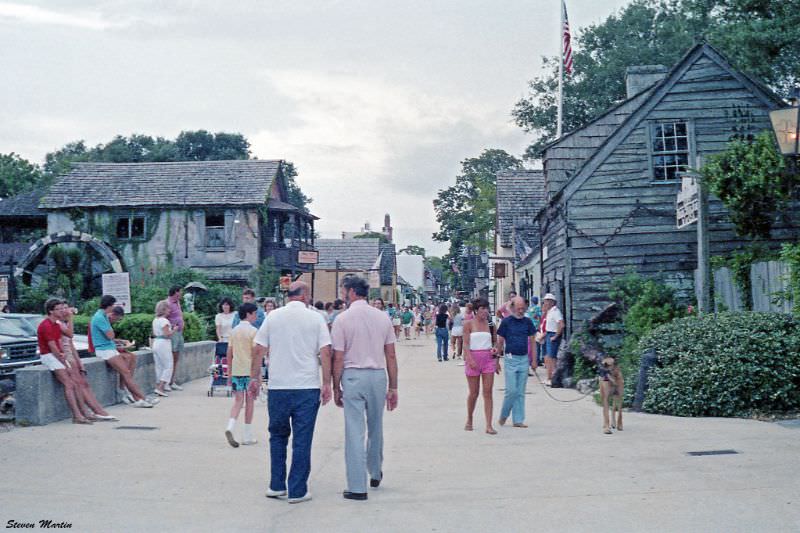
[712,261,793,313]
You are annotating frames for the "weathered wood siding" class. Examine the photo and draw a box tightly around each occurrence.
[565,53,798,329]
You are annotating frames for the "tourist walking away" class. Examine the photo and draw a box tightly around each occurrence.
[401,306,414,340]
[332,276,398,501]
[542,294,565,385]
[388,303,401,339]
[57,302,117,421]
[496,297,536,428]
[152,301,174,397]
[166,286,185,391]
[255,282,332,504]
[434,304,449,362]
[37,298,93,424]
[462,298,499,434]
[90,296,154,407]
[224,303,260,448]
[449,303,464,361]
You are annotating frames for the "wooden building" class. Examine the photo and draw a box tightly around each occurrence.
[39,160,317,283]
[535,42,798,334]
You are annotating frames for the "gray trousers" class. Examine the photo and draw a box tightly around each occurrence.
[342,368,387,493]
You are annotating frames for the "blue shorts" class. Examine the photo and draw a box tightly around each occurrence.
[545,332,561,358]
[231,376,251,392]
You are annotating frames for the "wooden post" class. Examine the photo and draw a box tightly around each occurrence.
[697,162,711,314]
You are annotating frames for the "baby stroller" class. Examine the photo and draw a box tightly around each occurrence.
[208,342,232,397]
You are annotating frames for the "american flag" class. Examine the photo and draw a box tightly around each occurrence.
[562,0,573,76]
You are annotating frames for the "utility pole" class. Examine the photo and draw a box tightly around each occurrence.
[697,170,711,313]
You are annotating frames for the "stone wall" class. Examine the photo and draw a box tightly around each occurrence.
[15,341,215,426]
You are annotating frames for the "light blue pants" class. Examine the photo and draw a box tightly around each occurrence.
[342,368,387,493]
[500,355,529,424]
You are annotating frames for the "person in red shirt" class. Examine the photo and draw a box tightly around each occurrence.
[37,298,92,424]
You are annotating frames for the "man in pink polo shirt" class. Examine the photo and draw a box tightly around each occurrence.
[332,276,398,501]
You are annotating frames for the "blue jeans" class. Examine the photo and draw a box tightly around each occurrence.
[435,327,449,360]
[267,388,320,498]
[500,355,529,424]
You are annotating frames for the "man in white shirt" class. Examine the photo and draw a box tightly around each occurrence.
[253,281,332,504]
[542,293,565,385]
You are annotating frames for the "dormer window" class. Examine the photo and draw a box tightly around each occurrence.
[651,121,690,181]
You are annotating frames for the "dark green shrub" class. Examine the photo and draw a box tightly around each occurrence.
[183,313,206,343]
[641,312,800,417]
[73,312,206,346]
[73,315,90,335]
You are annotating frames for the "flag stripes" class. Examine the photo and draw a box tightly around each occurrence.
[562,0,573,76]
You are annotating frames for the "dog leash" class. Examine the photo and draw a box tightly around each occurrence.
[531,370,596,403]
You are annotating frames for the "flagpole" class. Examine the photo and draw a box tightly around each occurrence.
[556,0,564,138]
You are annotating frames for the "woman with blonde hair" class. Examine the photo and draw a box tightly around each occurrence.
[152,300,174,397]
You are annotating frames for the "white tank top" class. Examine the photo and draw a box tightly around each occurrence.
[469,331,492,350]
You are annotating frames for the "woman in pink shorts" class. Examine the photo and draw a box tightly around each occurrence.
[462,298,501,434]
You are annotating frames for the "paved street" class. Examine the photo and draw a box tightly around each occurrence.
[2,337,799,533]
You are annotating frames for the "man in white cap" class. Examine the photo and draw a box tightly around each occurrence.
[541,293,564,385]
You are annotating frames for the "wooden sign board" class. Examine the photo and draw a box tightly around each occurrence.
[102,272,131,313]
[298,250,319,264]
[676,175,699,229]
[493,263,507,278]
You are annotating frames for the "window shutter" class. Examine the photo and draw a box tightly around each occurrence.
[225,211,235,248]
[194,211,205,249]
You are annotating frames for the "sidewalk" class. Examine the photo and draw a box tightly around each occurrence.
[2,336,799,532]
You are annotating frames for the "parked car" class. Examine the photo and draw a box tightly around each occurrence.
[0,314,91,380]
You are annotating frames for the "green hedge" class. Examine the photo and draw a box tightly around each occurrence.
[73,312,207,348]
[641,312,800,417]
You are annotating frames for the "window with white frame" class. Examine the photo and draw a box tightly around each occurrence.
[205,212,226,248]
[651,121,690,181]
[115,215,146,240]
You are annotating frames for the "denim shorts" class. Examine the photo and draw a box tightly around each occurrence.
[545,332,561,358]
[231,375,251,392]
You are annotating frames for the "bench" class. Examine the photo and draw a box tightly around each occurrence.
[15,341,216,426]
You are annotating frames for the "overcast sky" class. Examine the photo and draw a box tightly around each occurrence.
[1,0,630,256]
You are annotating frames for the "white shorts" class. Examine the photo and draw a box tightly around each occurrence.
[392,318,401,326]
[451,327,463,337]
[40,353,66,371]
[95,348,120,361]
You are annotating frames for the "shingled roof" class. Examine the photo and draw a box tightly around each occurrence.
[40,160,282,209]
[316,238,381,271]
[0,189,48,218]
[496,170,546,248]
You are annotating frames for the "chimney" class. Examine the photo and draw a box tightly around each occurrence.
[382,213,393,243]
[625,65,668,98]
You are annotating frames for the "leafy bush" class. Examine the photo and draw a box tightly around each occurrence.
[72,312,207,347]
[641,312,800,417]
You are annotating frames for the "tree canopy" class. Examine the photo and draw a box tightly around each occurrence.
[432,148,522,270]
[399,245,426,256]
[353,231,389,244]
[513,0,800,160]
[0,152,45,199]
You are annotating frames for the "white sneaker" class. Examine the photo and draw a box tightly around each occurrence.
[118,390,134,404]
[241,438,258,445]
[288,492,312,504]
[132,399,153,408]
[164,384,172,392]
[265,488,287,498]
[170,383,183,391]
[154,389,169,397]
[93,414,119,421]
[146,397,160,405]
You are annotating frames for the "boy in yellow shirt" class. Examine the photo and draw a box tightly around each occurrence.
[225,302,260,447]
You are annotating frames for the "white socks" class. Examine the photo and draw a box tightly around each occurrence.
[226,418,236,432]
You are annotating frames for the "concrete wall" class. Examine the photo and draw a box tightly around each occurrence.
[15,341,215,426]
[48,208,261,280]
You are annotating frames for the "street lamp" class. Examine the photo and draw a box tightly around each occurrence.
[769,88,800,156]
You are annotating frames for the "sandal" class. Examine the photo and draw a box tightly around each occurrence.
[485,428,497,435]
[72,418,93,425]
[464,423,473,431]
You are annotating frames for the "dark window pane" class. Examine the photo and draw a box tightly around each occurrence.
[131,217,145,238]
[116,218,129,239]
[206,213,225,227]
[676,154,689,167]
[676,137,688,151]
[665,166,680,180]
[653,136,665,152]
[654,166,665,180]
[675,122,687,136]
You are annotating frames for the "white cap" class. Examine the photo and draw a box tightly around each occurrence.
[543,293,557,302]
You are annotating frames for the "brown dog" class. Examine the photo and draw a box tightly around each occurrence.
[599,357,623,434]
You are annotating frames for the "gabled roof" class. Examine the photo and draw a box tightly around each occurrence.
[316,238,381,271]
[496,170,546,248]
[551,43,785,205]
[0,189,48,218]
[40,160,283,209]
[378,243,396,285]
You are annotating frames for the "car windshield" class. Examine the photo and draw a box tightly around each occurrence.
[0,318,33,337]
